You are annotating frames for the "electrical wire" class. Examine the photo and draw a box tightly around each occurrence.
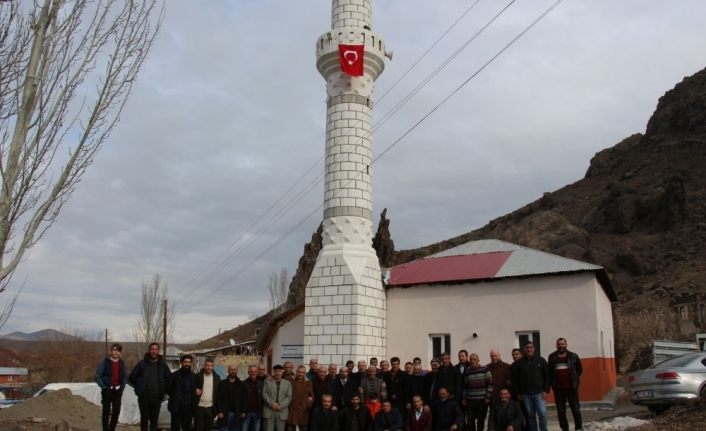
[171,2,503,305]
[376,0,483,104]
[170,2,489,303]
[181,0,566,311]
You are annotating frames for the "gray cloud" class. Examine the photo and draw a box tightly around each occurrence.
[3,0,706,342]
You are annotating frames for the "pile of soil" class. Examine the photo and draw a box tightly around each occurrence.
[630,401,706,431]
[0,388,101,431]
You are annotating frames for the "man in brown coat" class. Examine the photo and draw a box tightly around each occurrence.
[486,350,512,402]
[287,365,314,431]
[486,350,512,431]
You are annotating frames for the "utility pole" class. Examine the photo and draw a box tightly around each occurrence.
[163,298,168,357]
[105,328,108,356]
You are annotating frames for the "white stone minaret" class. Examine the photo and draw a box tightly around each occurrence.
[303,0,390,365]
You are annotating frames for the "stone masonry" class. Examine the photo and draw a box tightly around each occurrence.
[304,0,390,365]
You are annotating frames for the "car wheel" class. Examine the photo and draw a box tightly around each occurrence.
[647,405,668,415]
[700,385,706,401]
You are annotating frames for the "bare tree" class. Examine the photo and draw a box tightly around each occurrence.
[268,267,289,315]
[134,273,175,355]
[0,0,164,328]
[19,327,103,383]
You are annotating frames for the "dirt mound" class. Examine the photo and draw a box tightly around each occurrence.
[0,388,101,431]
[630,400,706,430]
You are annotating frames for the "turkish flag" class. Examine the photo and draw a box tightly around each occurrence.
[339,44,364,76]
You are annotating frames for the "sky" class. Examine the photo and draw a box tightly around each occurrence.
[2,0,706,343]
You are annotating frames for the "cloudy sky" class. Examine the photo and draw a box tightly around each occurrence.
[2,0,705,343]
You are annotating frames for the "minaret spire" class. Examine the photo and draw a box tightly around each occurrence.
[304,0,389,365]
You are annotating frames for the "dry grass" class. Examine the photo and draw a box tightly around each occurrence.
[615,307,681,373]
[628,401,706,430]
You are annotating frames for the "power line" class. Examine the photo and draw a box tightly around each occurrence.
[172,3,501,305]
[171,3,489,302]
[376,0,566,162]
[376,0,483,104]
[179,0,566,311]
[374,0,518,129]
[170,148,323,302]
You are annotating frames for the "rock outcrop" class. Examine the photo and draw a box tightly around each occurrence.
[389,67,706,368]
[207,67,706,369]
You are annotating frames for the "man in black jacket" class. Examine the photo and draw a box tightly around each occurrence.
[168,354,198,431]
[489,389,523,431]
[129,342,172,431]
[431,387,463,431]
[243,365,264,431]
[310,394,339,431]
[342,393,371,431]
[350,360,367,388]
[547,338,583,431]
[511,342,549,431]
[374,399,404,431]
[333,366,358,409]
[408,363,426,405]
[195,358,221,431]
[423,358,440,405]
[436,353,461,401]
[216,364,247,431]
[455,350,470,377]
[384,357,409,412]
[312,366,335,409]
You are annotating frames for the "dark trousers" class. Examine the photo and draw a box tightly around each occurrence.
[465,400,488,431]
[554,388,582,431]
[195,406,215,431]
[101,389,123,431]
[171,404,194,431]
[138,396,162,431]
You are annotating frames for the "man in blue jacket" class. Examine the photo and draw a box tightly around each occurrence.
[95,343,127,431]
[129,342,172,431]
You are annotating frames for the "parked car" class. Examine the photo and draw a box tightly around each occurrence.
[627,351,706,413]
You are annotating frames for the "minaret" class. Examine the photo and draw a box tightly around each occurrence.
[304,0,390,365]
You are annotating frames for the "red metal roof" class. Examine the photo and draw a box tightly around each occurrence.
[387,251,512,286]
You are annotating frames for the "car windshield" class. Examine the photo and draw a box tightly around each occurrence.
[650,354,697,369]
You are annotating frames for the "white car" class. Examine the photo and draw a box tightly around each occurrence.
[627,352,706,414]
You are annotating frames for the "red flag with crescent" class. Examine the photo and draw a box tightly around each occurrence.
[339,44,364,76]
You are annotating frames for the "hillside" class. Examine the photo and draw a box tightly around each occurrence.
[205,66,706,370]
[382,66,706,369]
[0,329,81,341]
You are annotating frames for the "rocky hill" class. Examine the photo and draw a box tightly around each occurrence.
[381,66,706,370]
[207,67,706,370]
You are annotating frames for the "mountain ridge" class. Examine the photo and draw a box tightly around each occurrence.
[0,328,81,341]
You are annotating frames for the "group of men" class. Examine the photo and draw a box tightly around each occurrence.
[95,338,584,431]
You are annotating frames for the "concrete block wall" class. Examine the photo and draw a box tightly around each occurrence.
[332,0,371,29]
[323,101,373,225]
[303,0,387,366]
[303,251,386,364]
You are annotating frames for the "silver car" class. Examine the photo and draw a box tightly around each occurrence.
[627,351,706,413]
